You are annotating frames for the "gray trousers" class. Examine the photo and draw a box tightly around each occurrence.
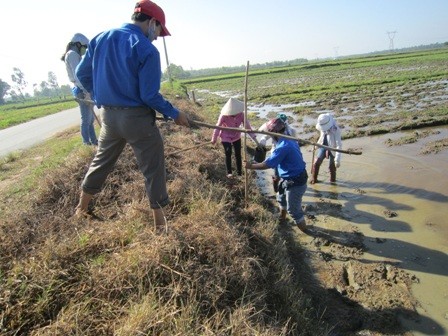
[81,106,169,209]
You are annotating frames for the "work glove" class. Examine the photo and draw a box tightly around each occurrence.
[257,144,267,152]
[254,146,267,163]
[272,176,280,193]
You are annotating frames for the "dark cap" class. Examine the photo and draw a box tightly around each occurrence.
[266,118,286,133]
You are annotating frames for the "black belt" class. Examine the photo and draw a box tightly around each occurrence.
[280,170,308,189]
[103,105,146,110]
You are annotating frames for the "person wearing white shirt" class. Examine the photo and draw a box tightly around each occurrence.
[61,33,98,145]
[311,113,342,184]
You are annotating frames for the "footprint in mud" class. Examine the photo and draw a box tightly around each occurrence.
[354,188,366,194]
[383,209,398,218]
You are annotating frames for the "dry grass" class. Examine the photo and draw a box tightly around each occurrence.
[0,99,327,335]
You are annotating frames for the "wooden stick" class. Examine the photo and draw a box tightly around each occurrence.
[75,98,101,126]
[244,61,250,207]
[91,108,101,126]
[165,143,183,150]
[311,145,316,175]
[167,142,212,156]
[191,120,362,155]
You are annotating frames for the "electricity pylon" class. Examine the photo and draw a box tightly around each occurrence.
[387,31,397,51]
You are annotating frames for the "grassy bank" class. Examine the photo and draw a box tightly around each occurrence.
[0,97,330,335]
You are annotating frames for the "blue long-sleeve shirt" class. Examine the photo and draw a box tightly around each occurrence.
[76,23,179,119]
[265,138,306,178]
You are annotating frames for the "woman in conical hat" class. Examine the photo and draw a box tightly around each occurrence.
[211,98,256,177]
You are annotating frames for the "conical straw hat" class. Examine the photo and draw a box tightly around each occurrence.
[220,98,244,116]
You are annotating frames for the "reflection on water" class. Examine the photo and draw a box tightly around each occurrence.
[322,133,448,335]
[251,109,448,335]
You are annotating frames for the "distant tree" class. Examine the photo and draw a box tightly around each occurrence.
[60,84,72,98]
[11,67,28,100]
[0,78,11,105]
[47,71,60,97]
[38,81,51,98]
[9,89,19,102]
[33,83,40,102]
[163,64,191,81]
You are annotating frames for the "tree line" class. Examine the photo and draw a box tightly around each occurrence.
[162,58,309,81]
[0,68,71,105]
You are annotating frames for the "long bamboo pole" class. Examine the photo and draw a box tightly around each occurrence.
[191,120,362,155]
[162,37,173,88]
[77,98,361,155]
[310,145,316,175]
[243,61,250,207]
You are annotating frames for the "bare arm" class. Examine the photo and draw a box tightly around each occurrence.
[245,161,269,170]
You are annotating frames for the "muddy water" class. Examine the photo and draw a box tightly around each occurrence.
[253,125,448,335]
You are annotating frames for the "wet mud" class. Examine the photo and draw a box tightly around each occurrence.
[254,127,448,335]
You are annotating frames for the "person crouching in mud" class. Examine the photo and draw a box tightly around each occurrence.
[257,113,297,192]
[245,117,309,232]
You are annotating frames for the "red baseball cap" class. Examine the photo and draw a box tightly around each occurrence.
[134,0,171,36]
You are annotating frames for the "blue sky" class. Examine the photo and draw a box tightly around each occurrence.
[1,0,447,90]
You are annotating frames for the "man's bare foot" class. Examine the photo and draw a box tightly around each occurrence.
[73,207,91,220]
[153,208,168,233]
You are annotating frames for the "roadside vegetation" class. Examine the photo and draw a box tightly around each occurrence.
[0,98,77,130]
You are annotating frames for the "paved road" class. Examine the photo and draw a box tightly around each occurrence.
[0,107,81,158]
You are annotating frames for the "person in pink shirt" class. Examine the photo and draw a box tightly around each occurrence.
[211,98,256,177]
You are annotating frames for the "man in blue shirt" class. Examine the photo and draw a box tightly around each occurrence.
[74,0,190,229]
[245,117,309,232]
